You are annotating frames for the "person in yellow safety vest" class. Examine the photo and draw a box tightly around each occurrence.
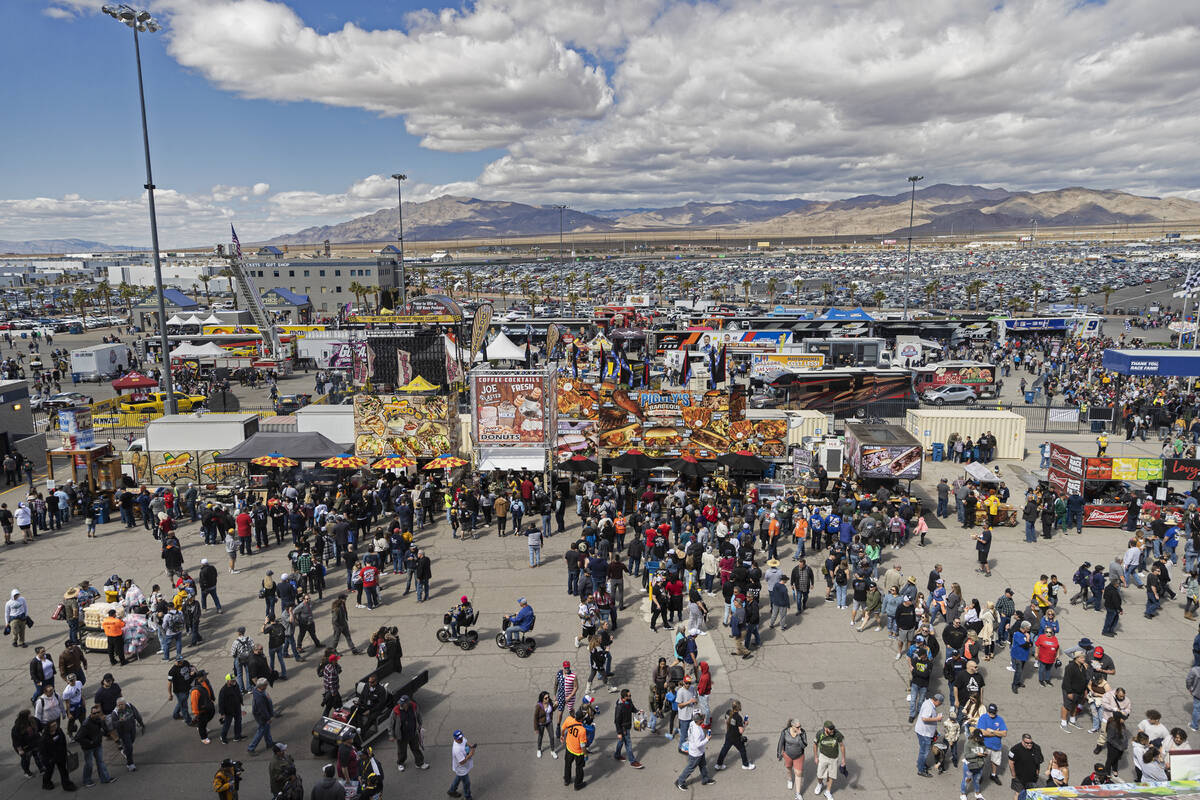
[1096,434,1108,457]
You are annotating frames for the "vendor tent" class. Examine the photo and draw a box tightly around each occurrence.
[475,332,526,362]
[398,375,439,392]
[169,343,201,358]
[215,432,346,462]
[166,314,189,326]
[820,307,874,321]
[963,461,1000,484]
[192,342,230,357]
[111,371,157,390]
[202,314,224,325]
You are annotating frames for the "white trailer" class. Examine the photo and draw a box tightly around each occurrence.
[69,343,131,380]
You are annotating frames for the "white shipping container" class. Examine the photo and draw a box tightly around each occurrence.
[904,409,1027,460]
[145,413,260,452]
[785,409,832,445]
[295,405,355,446]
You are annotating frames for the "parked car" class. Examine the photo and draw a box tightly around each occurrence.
[44,391,94,410]
[921,384,978,406]
[118,391,208,413]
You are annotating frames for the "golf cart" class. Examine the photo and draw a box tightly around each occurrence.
[309,666,428,756]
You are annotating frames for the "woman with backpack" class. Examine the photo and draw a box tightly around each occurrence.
[777,718,807,799]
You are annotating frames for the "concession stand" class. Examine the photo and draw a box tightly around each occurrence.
[844,421,923,487]
[1047,443,1193,528]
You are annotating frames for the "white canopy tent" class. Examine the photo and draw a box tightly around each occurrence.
[202,314,224,326]
[166,314,189,326]
[475,332,528,362]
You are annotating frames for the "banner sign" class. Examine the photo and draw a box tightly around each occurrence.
[1083,505,1130,528]
[556,380,779,458]
[1085,458,1112,481]
[348,314,457,324]
[471,371,550,446]
[1166,459,1200,482]
[470,304,493,358]
[58,407,94,449]
[1049,444,1083,477]
[353,393,455,458]
[1047,467,1083,497]
[752,353,826,370]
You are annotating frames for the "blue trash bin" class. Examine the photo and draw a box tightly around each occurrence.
[1024,391,1035,404]
[931,443,945,462]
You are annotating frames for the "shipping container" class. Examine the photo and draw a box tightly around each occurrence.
[785,409,831,445]
[844,422,923,481]
[904,409,1027,460]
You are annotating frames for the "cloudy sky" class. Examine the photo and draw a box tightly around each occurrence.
[5,0,1200,246]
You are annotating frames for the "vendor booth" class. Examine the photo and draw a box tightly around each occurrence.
[1047,443,1193,527]
[844,422,923,483]
[906,409,1027,461]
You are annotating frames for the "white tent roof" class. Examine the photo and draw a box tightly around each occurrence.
[476,332,527,362]
[202,314,224,325]
[166,314,189,326]
[193,342,230,357]
[169,342,200,357]
[181,315,205,326]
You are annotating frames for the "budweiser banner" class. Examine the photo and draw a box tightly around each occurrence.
[1083,505,1129,528]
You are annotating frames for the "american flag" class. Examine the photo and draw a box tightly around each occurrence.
[231,224,242,258]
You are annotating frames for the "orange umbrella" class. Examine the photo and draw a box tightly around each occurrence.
[423,453,468,470]
[250,453,298,468]
[372,455,416,469]
[320,453,368,469]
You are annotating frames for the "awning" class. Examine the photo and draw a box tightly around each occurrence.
[917,339,944,350]
[477,448,545,472]
[215,431,348,462]
[964,461,1000,484]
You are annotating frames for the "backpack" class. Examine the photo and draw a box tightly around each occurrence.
[233,636,253,663]
[165,611,184,634]
[675,636,689,660]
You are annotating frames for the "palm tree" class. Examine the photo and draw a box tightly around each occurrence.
[217,268,238,309]
[439,269,452,297]
[415,265,428,296]
[821,282,834,307]
[1030,281,1044,313]
[766,276,779,301]
[604,277,614,302]
[582,274,592,302]
[872,289,887,308]
[117,282,140,320]
[1011,298,1029,314]
[741,279,751,305]
[96,280,114,321]
[923,279,940,309]
[655,269,665,300]
[567,291,579,316]
[1100,284,1114,312]
[537,278,547,303]
[966,279,985,308]
[463,268,475,301]
[349,281,370,312]
[637,263,647,291]
[792,278,803,299]
[72,288,90,321]
[1070,285,1083,308]
[198,274,213,307]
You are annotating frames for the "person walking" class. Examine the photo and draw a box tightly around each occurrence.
[217,673,245,744]
[777,718,808,799]
[447,729,475,799]
[1008,733,1044,800]
[976,702,1008,786]
[329,594,360,655]
[107,697,144,772]
[1102,579,1124,637]
[38,719,76,791]
[76,704,118,787]
[812,720,846,799]
[675,713,716,790]
[246,678,275,754]
[561,708,588,790]
[612,688,644,768]
[915,693,944,778]
[962,728,987,800]
[190,670,217,744]
[714,700,755,771]
[1010,621,1032,693]
[389,693,428,771]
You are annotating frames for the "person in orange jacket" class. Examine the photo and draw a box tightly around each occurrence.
[562,711,588,789]
[189,670,216,744]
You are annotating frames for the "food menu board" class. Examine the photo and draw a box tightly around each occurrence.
[557,420,598,458]
[555,381,776,457]
[353,394,456,458]
[1137,458,1163,481]
[854,444,924,480]
[472,372,550,446]
[1085,458,1112,480]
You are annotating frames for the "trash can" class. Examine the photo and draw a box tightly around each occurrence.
[93,501,109,525]
[1090,420,1106,434]
[1024,391,1035,404]
[931,443,945,462]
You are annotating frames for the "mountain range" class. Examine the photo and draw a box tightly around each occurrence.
[265,184,1200,245]
[0,238,144,255]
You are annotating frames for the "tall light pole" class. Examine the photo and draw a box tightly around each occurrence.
[553,205,567,310]
[102,4,176,414]
[391,173,408,310]
[903,175,923,320]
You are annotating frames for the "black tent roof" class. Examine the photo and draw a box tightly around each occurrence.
[215,431,347,462]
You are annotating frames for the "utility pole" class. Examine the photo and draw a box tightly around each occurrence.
[391,173,407,310]
[903,175,923,320]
